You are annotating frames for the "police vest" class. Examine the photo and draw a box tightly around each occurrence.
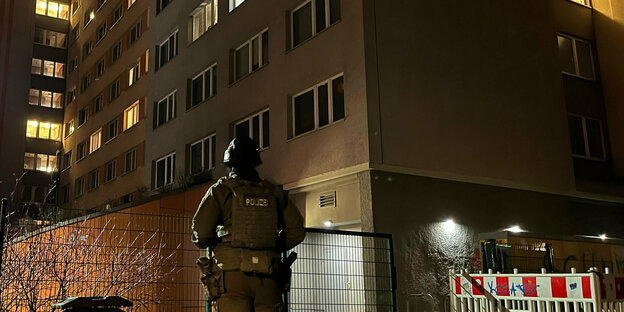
[222,178,279,250]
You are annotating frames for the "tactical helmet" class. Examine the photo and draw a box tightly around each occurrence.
[223,136,262,168]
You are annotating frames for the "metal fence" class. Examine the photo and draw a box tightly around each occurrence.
[0,205,396,311]
[287,228,397,312]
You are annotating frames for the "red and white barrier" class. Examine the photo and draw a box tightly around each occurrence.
[449,269,624,312]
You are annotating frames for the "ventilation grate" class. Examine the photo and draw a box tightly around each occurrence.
[319,191,336,208]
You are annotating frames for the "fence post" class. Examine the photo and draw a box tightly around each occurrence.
[0,198,7,278]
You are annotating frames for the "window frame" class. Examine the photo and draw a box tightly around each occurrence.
[234,108,270,150]
[189,133,216,176]
[290,0,341,49]
[76,141,87,162]
[61,150,72,172]
[96,21,107,43]
[123,148,137,174]
[129,19,142,45]
[291,73,345,138]
[229,0,245,12]
[89,168,99,190]
[75,177,85,197]
[64,120,75,138]
[156,31,179,70]
[89,128,102,154]
[190,0,218,42]
[105,118,119,143]
[34,28,67,48]
[558,33,596,81]
[124,101,140,130]
[24,152,58,172]
[29,89,63,109]
[110,79,121,101]
[105,160,117,183]
[154,152,176,189]
[568,113,606,161]
[111,40,122,64]
[233,28,269,82]
[83,8,94,29]
[155,90,177,128]
[111,4,124,28]
[31,58,66,78]
[78,106,89,128]
[26,120,62,141]
[190,63,217,108]
[157,0,172,14]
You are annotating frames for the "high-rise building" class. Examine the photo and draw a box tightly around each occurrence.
[0,0,69,219]
[59,0,149,216]
[145,0,624,308]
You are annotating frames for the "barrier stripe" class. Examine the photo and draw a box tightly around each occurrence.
[582,276,591,299]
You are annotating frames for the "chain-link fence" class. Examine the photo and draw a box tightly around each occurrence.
[287,228,397,312]
[1,204,397,311]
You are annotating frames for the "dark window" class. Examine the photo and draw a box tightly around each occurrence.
[62,151,72,171]
[568,114,605,160]
[157,0,172,14]
[234,30,268,81]
[77,141,87,160]
[235,110,269,149]
[111,4,123,25]
[155,153,175,188]
[83,41,93,58]
[89,169,99,189]
[190,65,216,107]
[129,19,142,45]
[96,22,107,42]
[293,75,344,137]
[106,119,118,142]
[110,79,120,101]
[124,149,137,173]
[78,107,89,126]
[105,160,116,182]
[292,0,340,48]
[75,177,84,196]
[111,40,122,63]
[557,34,595,80]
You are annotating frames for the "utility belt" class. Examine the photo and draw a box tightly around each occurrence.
[196,246,298,300]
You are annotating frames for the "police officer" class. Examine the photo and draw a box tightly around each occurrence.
[191,136,305,311]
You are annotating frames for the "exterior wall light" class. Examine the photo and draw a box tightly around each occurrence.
[504,225,525,233]
[323,220,333,228]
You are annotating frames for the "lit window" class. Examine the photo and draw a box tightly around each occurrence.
[155,91,177,128]
[229,0,244,12]
[234,29,268,81]
[24,153,57,172]
[26,120,39,138]
[568,114,605,161]
[557,34,596,81]
[235,109,270,149]
[156,31,178,69]
[90,129,102,153]
[26,120,62,141]
[128,0,137,7]
[154,152,175,188]
[189,134,215,176]
[36,0,69,20]
[124,101,140,130]
[129,63,140,86]
[569,0,591,6]
[34,28,67,48]
[64,120,75,138]
[124,149,137,173]
[291,0,341,48]
[190,63,216,108]
[191,0,218,42]
[292,74,344,137]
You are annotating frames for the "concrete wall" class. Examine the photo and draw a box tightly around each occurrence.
[146,0,370,193]
[592,0,624,178]
[370,170,624,311]
[366,0,576,192]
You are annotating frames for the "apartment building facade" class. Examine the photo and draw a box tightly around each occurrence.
[145,0,624,308]
[0,0,69,219]
[59,0,149,215]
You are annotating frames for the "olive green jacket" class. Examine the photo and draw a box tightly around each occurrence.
[191,174,305,253]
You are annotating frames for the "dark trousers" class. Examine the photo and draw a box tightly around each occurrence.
[215,270,283,312]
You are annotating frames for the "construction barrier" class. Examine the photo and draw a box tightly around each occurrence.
[450,269,624,312]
